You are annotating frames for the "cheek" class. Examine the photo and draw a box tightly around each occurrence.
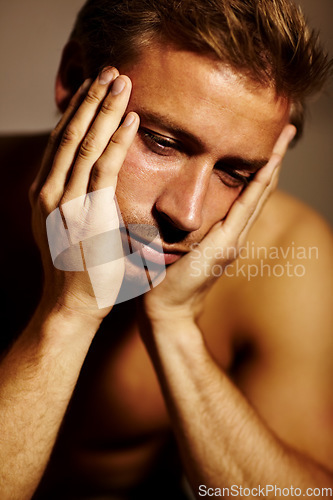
[116,138,244,231]
[115,139,180,205]
[202,176,243,229]
[115,144,157,206]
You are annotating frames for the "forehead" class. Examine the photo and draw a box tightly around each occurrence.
[123,45,290,159]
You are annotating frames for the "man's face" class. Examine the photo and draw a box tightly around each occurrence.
[115,45,290,264]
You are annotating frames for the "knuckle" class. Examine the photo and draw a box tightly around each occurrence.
[253,175,269,189]
[85,89,101,105]
[60,125,80,146]
[93,158,113,176]
[59,191,72,206]
[38,187,53,213]
[235,197,247,209]
[271,152,282,164]
[247,201,258,213]
[100,99,116,115]
[223,225,236,243]
[110,134,124,147]
[79,135,99,158]
[89,168,102,187]
[262,176,271,188]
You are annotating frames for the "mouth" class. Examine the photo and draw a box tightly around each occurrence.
[120,227,185,266]
[140,243,183,265]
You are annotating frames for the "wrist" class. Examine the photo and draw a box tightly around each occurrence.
[141,309,203,348]
[143,294,197,325]
[41,280,109,323]
[141,314,207,381]
[149,313,196,332]
[29,294,102,345]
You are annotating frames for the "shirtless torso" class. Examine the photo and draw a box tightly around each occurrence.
[2,135,332,499]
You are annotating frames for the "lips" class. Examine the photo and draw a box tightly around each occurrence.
[118,227,182,266]
[129,234,183,265]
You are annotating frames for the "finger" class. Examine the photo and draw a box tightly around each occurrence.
[273,123,297,157]
[63,74,132,201]
[221,153,281,242]
[238,162,282,246]
[237,124,296,242]
[88,112,140,192]
[221,124,296,241]
[30,78,92,203]
[45,67,119,204]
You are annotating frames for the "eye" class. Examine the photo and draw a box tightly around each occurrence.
[217,167,254,189]
[139,128,182,156]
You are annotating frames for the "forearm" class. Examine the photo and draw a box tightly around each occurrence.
[144,319,333,498]
[0,299,100,500]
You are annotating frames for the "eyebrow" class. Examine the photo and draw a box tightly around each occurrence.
[137,109,269,172]
[216,156,268,172]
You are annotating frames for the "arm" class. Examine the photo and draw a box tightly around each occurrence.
[229,203,333,468]
[0,305,100,500]
[139,128,333,497]
[141,318,333,497]
[0,68,139,499]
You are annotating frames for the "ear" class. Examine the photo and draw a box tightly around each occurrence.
[55,40,86,113]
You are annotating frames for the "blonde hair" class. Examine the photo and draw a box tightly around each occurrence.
[71,0,332,139]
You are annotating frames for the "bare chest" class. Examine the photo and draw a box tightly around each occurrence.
[42,304,233,492]
[65,300,234,447]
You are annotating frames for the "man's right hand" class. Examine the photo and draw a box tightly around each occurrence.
[29,67,139,320]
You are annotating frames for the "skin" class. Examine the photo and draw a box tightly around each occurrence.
[0,43,332,499]
[115,47,291,251]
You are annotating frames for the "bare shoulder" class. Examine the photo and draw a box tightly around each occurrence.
[247,189,333,330]
[242,188,333,339]
[203,190,333,468]
[202,189,332,335]
[251,189,333,249]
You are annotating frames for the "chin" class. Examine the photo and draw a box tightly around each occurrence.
[115,252,166,305]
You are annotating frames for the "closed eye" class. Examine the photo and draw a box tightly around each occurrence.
[216,165,255,188]
[139,127,256,188]
[139,128,183,156]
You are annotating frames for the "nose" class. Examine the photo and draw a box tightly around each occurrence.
[154,160,211,233]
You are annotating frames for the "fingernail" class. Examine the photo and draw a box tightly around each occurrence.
[99,67,115,85]
[289,126,297,143]
[123,113,136,127]
[79,78,92,94]
[112,77,126,95]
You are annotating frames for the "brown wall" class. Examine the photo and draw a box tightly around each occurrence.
[0,0,332,224]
